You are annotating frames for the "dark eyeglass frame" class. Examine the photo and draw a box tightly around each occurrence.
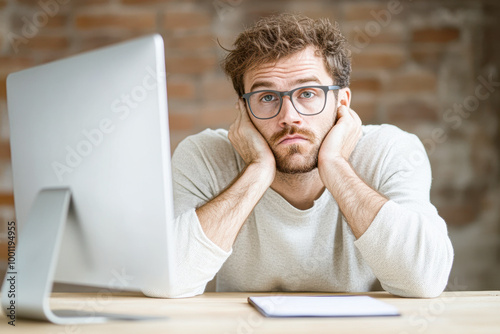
[242,85,341,120]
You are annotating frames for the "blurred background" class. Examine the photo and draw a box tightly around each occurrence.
[0,0,499,291]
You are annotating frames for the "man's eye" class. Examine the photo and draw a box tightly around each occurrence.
[300,91,315,99]
[261,94,276,102]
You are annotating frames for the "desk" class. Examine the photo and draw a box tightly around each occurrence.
[1,291,499,333]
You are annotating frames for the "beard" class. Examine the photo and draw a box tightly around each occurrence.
[268,125,321,174]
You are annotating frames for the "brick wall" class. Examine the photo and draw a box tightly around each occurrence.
[0,0,499,290]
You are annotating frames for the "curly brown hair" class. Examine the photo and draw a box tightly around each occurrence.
[221,13,351,97]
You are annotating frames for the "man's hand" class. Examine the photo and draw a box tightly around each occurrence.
[197,99,277,251]
[317,105,387,238]
[318,105,362,170]
[228,99,276,181]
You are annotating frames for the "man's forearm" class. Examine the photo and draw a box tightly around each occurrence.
[320,157,388,238]
[196,163,273,252]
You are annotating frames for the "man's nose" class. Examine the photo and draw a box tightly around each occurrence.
[277,96,302,127]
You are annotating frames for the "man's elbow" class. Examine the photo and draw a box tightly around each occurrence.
[391,257,454,298]
[395,279,448,298]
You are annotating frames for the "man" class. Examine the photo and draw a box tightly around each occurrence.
[166,14,453,298]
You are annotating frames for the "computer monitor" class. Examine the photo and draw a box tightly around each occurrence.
[1,34,175,324]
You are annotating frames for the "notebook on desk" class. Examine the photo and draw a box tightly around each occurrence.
[248,295,400,318]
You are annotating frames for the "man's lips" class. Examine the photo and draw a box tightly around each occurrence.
[270,125,315,147]
[278,135,308,145]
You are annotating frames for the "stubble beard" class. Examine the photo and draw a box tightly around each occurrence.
[269,126,321,174]
[273,143,320,174]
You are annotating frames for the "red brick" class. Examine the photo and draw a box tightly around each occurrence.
[200,103,236,128]
[36,51,78,64]
[349,76,381,92]
[344,3,390,21]
[168,101,198,116]
[21,35,70,51]
[245,10,283,24]
[72,0,113,7]
[166,32,215,52]
[0,241,7,261]
[0,141,10,160]
[411,46,445,67]
[167,79,196,100]
[349,29,405,47]
[215,33,239,52]
[0,193,14,206]
[170,131,194,152]
[169,113,196,131]
[122,0,173,5]
[75,12,156,31]
[295,10,338,22]
[0,57,34,75]
[438,202,480,226]
[471,137,497,177]
[165,54,217,75]
[412,27,460,43]
[434,185,486,226]
[0,77,6,100]
[386,99,438,123]
[350,100,377,123]
[10,12,67,31]
[163,11,211,30]
[45,14,69,28]
[352,49,405,69]
[353,103,377,123]
[390,71,437,92]
[0,103,7,141]
[202,76,236,102]
[78,34,141,52]
[12,0,39,6]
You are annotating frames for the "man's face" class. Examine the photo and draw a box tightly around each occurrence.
[243,46,339,174]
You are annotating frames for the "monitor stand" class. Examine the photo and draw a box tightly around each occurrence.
[1,188,164,324]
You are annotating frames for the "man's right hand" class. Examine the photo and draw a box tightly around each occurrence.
[228,99,276,182]
[196,99,277,252]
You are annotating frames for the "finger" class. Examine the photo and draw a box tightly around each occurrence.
[233,99,243,125]
[339,104,351,114]
[349,107,362,125]
[230,100,243,135]
[336,105,351,122]
[347,108,363,139]
[237,98,245,112]
[238,98,251,120]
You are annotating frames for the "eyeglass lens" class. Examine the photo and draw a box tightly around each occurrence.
[248,86,326,119]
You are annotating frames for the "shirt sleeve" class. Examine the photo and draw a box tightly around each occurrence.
[163,131,239,297]
[353,129,454,298]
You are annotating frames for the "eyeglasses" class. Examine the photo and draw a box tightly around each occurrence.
[242,85,341,120]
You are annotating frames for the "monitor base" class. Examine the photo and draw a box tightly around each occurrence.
[1,188,165,324]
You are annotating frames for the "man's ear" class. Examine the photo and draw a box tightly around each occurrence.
[338,87,351,108]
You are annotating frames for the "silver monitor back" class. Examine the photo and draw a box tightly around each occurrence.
[2,34,175,323]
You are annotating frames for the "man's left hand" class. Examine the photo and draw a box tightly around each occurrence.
[318,105,362,170]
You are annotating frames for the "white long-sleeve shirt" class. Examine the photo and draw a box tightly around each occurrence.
[160,124,453,298]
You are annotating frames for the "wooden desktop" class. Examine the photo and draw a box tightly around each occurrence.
[1,290,499,333]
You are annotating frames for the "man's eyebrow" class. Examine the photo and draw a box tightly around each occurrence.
[248,77,323,93]
[249,81,274,92]
[293,77,322,86]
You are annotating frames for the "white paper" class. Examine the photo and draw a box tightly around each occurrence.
[248,295,400,317]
